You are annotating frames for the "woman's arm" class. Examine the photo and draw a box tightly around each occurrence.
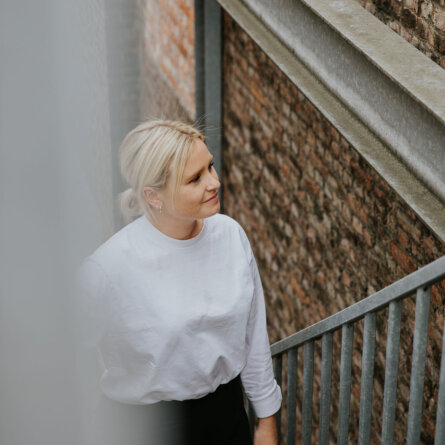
[254,415,278,445]
[236,223,282,438]
[239,251,282,417]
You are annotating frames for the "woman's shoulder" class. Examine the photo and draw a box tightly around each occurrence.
[85,216,144,269]
[78,217,148,291]
[207,213,253,258]
[208,212,244,231]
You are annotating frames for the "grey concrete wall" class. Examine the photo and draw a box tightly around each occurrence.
[105,0,142,229]
[0,1,142,444]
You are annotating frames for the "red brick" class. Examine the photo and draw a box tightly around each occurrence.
[308,149,329,177]
[296,191,306,205]
[342,203,352,223]
[179,0,194,19]
[352,384,361,400]
[342,270,352,286]
[392,243,417,273]
[433,8,445,32]
[363,228,373,247]
[316,272,326,287]
[373,186,387,201]
[351,161,373,190]
[304,175,320,195]
[405,0,418,11]
[420,2,433,19]
[165,3,181,28]
[345,193,369,224]
[398,229,409,248]
[282,163,291,179]
[249,80,264,105]
[326,174,339,191]
[330,127,340,142]
[431,286,442,306]
[307,129,316,147]
[396,210,421,243]
[159,61,177,88]
[352,216,364,235]
[422,413,436,438]
[290,276,310,304]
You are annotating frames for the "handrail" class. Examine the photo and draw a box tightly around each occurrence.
[271,255,445,356]
[264,255,445,445]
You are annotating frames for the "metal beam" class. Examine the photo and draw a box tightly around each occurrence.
[195,0,222,192]
[194,0,205,121]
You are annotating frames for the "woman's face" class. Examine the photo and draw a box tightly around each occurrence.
[159,139,220,221]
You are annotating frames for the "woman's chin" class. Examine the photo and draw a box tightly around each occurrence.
[204,202,220,217]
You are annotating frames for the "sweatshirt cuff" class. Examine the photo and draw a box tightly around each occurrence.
[250,384,282,418]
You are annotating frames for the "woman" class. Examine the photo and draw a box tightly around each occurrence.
[78,120,282,445]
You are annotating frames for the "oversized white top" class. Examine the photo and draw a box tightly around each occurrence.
[78,213,282,418]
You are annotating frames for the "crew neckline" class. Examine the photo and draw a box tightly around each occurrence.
[139,214,209,248]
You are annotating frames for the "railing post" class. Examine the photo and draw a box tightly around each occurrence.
[358,312,376,445]
[286,348,298,445]
[274,354,283,443]
[337,324,354,445]
[319,332,333,445]
[302,341,314,445]
[406,286,431,445]
[434,318,445,445]
[381,300,402,445]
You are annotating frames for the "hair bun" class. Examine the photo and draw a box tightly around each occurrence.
[119,188,141,222]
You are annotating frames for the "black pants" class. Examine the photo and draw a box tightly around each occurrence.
[93,376,252,445]
[152,376,252,445]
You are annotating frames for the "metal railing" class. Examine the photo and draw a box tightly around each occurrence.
[260,255,445,444]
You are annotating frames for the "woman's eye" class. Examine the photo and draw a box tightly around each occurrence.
[189,162,213,183]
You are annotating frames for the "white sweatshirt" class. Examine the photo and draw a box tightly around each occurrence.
[77,212,282,418]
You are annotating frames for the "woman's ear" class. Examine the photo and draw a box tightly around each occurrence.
[142,186,162,209]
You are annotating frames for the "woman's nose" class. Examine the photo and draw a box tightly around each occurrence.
[207,171,220,190]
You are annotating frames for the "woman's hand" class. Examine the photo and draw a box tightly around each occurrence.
[254,415,278,445]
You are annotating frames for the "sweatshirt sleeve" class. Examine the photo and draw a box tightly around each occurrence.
[75,257,109,349]
[238,227,282,418]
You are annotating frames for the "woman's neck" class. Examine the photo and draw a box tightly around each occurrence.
[146,214,203,240]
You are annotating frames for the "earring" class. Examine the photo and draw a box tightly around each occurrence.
[159,205,163,214]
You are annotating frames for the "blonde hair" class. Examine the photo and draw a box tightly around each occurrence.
[119,120,205,222]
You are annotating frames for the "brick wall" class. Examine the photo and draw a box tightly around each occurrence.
[355,0,445,68]
[222,13,445,443]
[139,0,195,120]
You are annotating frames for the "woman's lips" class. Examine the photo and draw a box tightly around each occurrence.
[204,194,218,203]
